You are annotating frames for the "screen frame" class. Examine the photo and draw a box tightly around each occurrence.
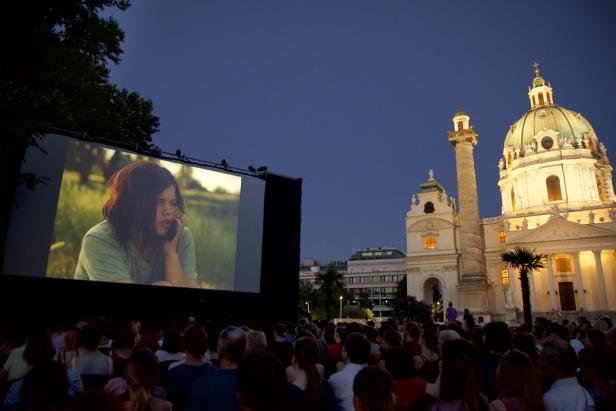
[0,132,301,322]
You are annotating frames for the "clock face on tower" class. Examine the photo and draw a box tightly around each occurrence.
[541,136,554,150]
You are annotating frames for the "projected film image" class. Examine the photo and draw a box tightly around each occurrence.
[46,140,241,290]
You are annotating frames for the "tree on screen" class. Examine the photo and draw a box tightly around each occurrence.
[0,1,160,268]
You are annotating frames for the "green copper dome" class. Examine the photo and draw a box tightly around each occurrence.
[504,105,595,151]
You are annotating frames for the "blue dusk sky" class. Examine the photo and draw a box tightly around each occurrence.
[107,1,616,263]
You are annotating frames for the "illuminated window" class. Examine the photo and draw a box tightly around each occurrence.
[555,257,572,273]
[500,267,510,286]
[424,236,437,249]
[538,93,545,106]
[546,175,562,201]
[532,96,536,107]
[511,188,516,211]
[498,231,506,244]
[457,121,464,130]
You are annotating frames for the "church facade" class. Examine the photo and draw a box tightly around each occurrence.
[405,66,616,322]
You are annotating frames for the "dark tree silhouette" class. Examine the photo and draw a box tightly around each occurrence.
[317,268,344,319]
[0,1,160,270]
[501,247,546,326]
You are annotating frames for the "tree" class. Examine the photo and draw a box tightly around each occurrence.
[298,282,320,319]
[391,296,432,323]
[501,247,546,326]
[357,292,374,310]
[317,268,344,320]
[0,1,160,270]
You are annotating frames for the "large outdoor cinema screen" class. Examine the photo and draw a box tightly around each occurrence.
[3,134,266,293]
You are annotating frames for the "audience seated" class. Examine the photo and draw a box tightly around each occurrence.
[237,350,287,411]
[328,332,371,411]
[185,325,246,411]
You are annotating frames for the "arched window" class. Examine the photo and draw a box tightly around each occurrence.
[507,152,512,164]
[424,202,435,214]
[538,93,545,106]
[457,121,464,131]
[532,96,536,107]
[510,188,516,211]
[546,175,562,201]
[548,93,552,104]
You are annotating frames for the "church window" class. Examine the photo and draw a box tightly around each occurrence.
[424,202,435,214]
[538,93,545,106]
[500,267,510,286]
[588,138,596,152]
[548,93,552,104]
[457,121,464,131]
[423,236,437,250]
[532,96,536,107]
[507,152,512,164]
[546,176,562,201]
[555,257,572,273]
[510,188,516,210]
[498,231,506,244]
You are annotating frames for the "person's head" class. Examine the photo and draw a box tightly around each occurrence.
[237,351,287,411]
[381,329,402,348]
[545,324,569,341]
[380,346,415,380]
[218,325,246,366]
[246,330,267,354]
[103,161,185,246]
[161,328,183,354]
[352,366,395,411]
[184,325,208,358]
[495,350,544,411]
[343,332,371,365]
[539,337,578,380]
[448,302,453,308]
[79,322,102,351]
[404,322,420,343]
[440,339,484,411]
[511,332,538,362]
[323,323,336,345]
[22,361,68,411]
[420,329,438,353]
[438,329,461,354]
[272,323,286,339]
[112,327,136,351]
[578,348,614,389]
[484,322,511,353]
[23,329,56,367]
[477,316,484,324]
[584,329,607,349]
[125,348,159,410]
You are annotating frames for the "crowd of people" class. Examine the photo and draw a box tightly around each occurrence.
[0,310,614,411]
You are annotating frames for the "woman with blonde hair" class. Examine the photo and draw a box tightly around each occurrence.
[123,348,172,411]
[489,349,544,411]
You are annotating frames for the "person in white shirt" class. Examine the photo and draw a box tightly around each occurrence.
[540,337,594,411]
[328,332,371,411]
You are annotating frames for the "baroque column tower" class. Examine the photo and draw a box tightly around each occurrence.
[448,109,489,313]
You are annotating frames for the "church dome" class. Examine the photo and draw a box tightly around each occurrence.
[503,105,596,151]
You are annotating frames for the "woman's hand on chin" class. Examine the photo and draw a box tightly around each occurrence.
[161,215,183,255]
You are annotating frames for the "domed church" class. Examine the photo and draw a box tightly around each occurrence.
[405,64,616,322]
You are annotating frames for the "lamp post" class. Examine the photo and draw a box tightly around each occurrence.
[305,301,310,313]
[339,296,343,319]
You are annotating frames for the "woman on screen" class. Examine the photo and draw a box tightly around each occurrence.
[74,161,198,287]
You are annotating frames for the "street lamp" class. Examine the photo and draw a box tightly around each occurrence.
[339,296,343,319]
[305,301,310,313]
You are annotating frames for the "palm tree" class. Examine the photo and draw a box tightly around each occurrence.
[317,268,344,319]
[501,247,546,326]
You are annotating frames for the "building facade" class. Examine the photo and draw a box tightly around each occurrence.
[406,66,616,322]
[299,248,406,317]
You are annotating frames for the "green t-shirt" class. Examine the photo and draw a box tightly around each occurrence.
[74,221,197,284]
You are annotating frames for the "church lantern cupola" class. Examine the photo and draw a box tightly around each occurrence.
[528,62,554,109]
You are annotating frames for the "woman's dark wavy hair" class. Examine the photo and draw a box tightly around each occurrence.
[103,161,184,246]
[440,339,487,411]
